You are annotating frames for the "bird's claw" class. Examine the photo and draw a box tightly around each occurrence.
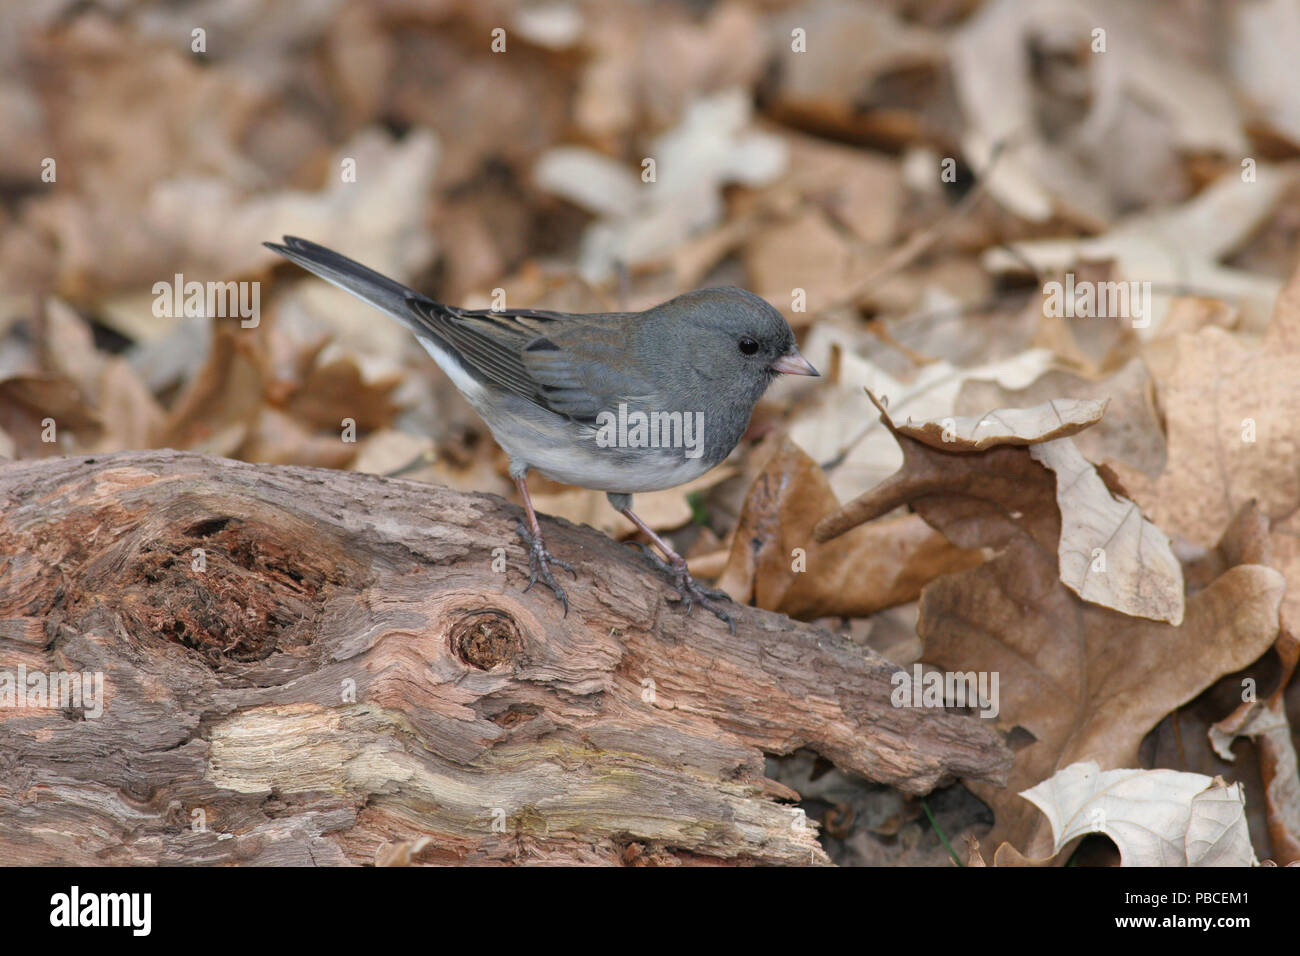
[515,519,575,615]
[634,543,735,633]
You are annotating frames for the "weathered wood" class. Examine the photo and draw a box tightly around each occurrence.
[0,450,1009,865]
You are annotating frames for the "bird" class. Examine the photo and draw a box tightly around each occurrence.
[264,236,819,630]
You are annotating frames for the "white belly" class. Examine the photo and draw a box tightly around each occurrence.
[419,335,721,493]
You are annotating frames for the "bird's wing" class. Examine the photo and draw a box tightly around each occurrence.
[262,236,643,423]
[404,300,646,423]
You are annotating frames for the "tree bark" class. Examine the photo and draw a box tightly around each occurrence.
[0,450,1009,865]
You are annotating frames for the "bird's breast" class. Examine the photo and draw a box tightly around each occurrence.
[482,396,736,493]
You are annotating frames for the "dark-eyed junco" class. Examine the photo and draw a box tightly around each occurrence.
[264,236,818,630]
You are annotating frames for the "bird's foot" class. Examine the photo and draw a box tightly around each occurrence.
[634,544,735,633]
[515,519,576,614]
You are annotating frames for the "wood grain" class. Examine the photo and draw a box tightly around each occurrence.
[0,450,1009,865]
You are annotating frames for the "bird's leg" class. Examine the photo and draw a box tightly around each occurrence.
[513,474,576,613]
[620,507,734,633]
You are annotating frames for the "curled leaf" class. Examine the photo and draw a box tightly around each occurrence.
[1019,761,1256,867]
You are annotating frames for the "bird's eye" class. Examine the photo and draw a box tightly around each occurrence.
[738,337,759,355]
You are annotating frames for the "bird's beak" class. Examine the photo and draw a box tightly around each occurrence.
[771,349,820,376]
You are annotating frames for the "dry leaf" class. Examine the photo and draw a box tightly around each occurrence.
[536,88,787,282]
[237,407,356,469]
[571,1,764,142]
[156,324,265,456]
[1210,694,1300,865]
[956,359,1166,478]
[815,395,1281,859]
[282,354,402,432]
[1030,438,1183,624]
[1112,263,1300,631]
[1228,0,1300,149]
[1019,762,1257,866]
[89,358,166,453]
[790,329,1055,503]
[715,436,982,616]
[819,392,1182,623]
[767,0,943,144]
[984,167,1294,338]
[931,531,1279,860]
[953,0,1246,226]
[894,398,1105,451]
[743,209,878,325]
[0,374,102,457]
[780,134,903,247]
[38,299,164,453]
[1201,500,1300,864]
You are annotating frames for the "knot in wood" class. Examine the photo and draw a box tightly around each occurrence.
[450,610,523,669]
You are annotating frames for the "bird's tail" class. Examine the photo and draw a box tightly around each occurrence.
[262,235,429,334]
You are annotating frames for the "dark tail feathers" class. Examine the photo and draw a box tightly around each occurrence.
[263,236,429,333]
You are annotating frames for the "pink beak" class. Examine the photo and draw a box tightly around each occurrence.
[771,349,820,376]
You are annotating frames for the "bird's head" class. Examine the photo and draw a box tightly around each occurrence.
[650,287,819,400]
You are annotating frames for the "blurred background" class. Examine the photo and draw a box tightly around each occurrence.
[2,0,1297,504]
[3,0,1300,864]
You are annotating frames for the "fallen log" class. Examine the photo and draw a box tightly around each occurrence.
[0,450,1010,865]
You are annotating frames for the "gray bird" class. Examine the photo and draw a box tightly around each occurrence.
[264,236,819,630]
